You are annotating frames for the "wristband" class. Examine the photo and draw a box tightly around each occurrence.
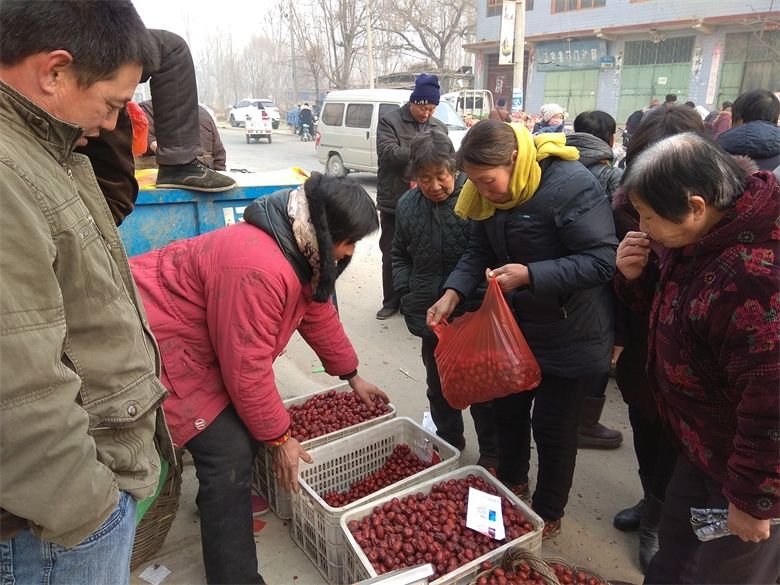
[266,431,290,447]
[339,370,358,381]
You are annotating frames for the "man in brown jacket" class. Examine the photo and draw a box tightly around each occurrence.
[0,2,174,583]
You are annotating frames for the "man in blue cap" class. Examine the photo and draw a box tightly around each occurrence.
[375,73,447,319]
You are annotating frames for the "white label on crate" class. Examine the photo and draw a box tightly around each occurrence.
[138,564,171,585]
[421,411,437,434]
[466,487,505,540]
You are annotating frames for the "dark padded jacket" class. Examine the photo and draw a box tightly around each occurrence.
[376,103,447,213]
[392,174,483,339]
[566,132,622,202]
[716,121,780,171]
[444,159,618,377]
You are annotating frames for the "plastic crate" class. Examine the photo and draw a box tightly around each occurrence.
[340,466,544,585]
[251,383,397,519]
[291,417,461,584]
[356,563,435,584]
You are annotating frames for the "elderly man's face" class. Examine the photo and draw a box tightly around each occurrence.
[410,102,437,124]
[50,62,142,147]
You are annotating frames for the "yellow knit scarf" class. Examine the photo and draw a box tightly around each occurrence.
[454,124,580,220]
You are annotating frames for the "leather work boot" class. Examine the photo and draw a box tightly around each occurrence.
[577,395,623,449]
[639,494,662,573]
[614,474,651,531]
[156,160,237,192]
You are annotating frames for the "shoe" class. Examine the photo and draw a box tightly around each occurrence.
[251,494,269,516]
[156,160,237,192]
[476,454,499,471]
[375,306,399,320]
[639,494,662,573]
[577,395,623,450]
[542,518,562,540]
[614,498,647,531]
[504,481,530,502]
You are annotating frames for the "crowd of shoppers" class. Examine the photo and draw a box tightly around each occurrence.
[1,1,777,583]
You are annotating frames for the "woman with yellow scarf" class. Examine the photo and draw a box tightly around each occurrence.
[428,120,618,539]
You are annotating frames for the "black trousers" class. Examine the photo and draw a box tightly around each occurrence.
[378,211,399,310]
[629,405,677,500]
[185,406,264,585]
[141,30,202,165]
[492,374,585,521]
[645,457,780,584]
[420,337,498,457]
[582,371,610,399]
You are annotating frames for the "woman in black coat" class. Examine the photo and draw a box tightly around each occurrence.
[428,120,617,538]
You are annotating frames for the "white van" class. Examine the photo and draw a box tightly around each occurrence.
[315,88,468,177]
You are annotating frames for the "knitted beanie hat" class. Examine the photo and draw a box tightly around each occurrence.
[410,74,441,105]
[540,103,566,122]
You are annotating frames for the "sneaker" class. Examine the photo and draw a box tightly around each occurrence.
[251,494,269,516]
[156,160,237,192]
[542,518,562,540]
[375,306,399,320]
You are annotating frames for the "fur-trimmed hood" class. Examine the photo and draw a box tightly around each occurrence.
[243,188,349,301]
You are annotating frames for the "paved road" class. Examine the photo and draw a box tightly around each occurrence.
[219,124,379,197]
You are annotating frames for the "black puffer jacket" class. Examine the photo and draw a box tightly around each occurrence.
[566,132,622,201]
[716,121,780,171]
[444,159,618,377]
[392,174,482,339]
[376,103,447,213]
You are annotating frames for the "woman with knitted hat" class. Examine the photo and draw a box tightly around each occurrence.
[533,103,567,134]
[428,119,618,539]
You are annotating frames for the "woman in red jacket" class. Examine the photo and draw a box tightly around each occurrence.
[615,133,779,583]
[130,172,388,585]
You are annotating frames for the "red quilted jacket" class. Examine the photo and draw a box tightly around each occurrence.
[615,171,780,519]
[130,222,358,447]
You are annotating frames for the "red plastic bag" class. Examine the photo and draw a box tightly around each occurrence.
[433,278,541,409]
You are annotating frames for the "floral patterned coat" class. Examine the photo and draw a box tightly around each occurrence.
[615,171,779,519]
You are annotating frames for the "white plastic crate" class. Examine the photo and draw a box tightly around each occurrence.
[339,466,544,585]
[251,383,397,519]
[291,417,461,584]
[355,564,435,584]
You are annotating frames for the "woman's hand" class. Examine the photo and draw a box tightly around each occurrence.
[728,502,772,542]
[348,375,389,406]
[617,231,652,281]
[272,437,313,493]
[486,264,529,292]
[427,289,461,327]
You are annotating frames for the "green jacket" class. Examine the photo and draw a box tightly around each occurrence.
[0,80,174,547]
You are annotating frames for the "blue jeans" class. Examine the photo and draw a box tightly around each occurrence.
[0,491,136,585]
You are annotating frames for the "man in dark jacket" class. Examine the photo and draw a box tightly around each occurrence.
[567,110,623,451]
[716,89,780,171]
[375,73,447,319]
[569,110,624,201]
[392,130,498,465]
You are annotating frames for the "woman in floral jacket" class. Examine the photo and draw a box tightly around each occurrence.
[615,132,779,583]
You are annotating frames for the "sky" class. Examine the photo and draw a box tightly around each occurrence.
[132,0,278,53]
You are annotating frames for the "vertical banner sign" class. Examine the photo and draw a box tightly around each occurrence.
[706,45,723,106]
[499,1,517,65]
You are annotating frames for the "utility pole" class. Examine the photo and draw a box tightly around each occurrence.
[366,2,375,88]
[512,0,525,112]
